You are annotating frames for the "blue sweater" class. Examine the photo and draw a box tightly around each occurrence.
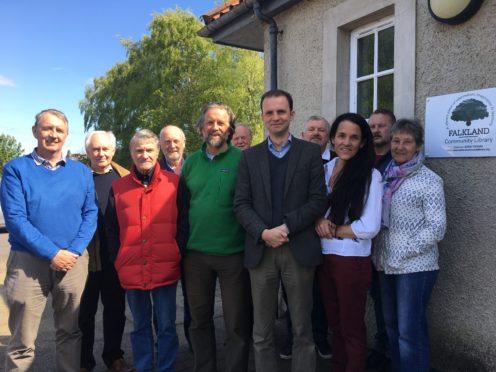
[0,155,98,260]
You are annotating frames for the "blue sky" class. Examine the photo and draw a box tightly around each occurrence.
[0,1,219,154]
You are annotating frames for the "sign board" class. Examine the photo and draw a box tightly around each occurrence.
[425,87,496,157]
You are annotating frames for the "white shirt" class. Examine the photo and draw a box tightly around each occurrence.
[322,148,331,162]
[321,157,383,257]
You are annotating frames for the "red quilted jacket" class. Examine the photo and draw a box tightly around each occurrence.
[112,165,181,290]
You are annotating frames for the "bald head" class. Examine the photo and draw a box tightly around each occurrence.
[159,125,186,165]
[232,123,252,150]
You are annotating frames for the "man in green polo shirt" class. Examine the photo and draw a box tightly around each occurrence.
[181,103,251,372]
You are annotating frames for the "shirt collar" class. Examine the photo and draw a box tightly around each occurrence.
[31,148,66,170]
[201,143,231,160]
[267,134,292,152]
[91,164,113,174]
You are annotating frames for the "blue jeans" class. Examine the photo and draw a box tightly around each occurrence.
[379,271,438,372]
[127,284,178,372]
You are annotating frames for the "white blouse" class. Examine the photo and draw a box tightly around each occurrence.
[321,157,383,257]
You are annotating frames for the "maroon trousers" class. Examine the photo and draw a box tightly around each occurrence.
[318,254,372,372]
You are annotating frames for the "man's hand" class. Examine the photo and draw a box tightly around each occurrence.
[50,250,78,272]
[315,218,336,239]
[261,224,290,248]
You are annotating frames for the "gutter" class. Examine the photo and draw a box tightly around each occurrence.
[252,0,278,90]
[199,0,288,90]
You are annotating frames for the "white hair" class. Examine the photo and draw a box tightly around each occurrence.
[159,125,186,141]
[85,130,117,152]
[130,129,159,150]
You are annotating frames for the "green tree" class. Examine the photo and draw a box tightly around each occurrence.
[451,98,489,126]
[80,9,264,165]
[0,134,24,175]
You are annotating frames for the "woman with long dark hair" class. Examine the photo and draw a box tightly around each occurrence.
[316,113,382,372]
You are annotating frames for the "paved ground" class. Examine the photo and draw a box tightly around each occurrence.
[0,232,333,371]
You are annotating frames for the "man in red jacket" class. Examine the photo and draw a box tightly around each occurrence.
[106,129,189,372]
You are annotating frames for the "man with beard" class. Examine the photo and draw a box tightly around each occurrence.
[181,103,252,372]
[277,116,333,361]
[369,109,395,173]
[367,108,396,371]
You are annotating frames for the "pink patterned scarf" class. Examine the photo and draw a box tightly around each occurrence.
[382,152,424,227]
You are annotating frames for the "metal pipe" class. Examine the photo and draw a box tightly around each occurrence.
[253,0,278,90]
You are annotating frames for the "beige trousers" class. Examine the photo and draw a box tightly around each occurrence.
[4,250,88,372]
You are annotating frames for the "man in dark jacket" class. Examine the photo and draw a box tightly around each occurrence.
[367,108,396,371]
[159,124,192,351]
[79,130,132,372]
[234,90,327,372]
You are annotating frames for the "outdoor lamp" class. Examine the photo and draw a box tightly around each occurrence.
[428,0,484,25]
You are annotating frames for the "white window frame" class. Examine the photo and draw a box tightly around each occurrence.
[321,0,415,121]
[349,17,395,115]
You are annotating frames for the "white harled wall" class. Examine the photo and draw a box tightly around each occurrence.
[263,0,496,369]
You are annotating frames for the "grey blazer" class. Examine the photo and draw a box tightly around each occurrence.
[234,137,327,269]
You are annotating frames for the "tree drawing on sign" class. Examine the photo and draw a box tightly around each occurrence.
[450,98,489,126]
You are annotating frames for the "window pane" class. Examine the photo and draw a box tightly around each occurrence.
[357,79,373,118]
[378,26,394,71]
[378,74,394,111]
[357,34,374,77]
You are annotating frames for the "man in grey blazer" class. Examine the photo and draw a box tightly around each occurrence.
[234,89,327,372]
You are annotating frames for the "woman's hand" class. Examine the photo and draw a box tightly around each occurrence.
[315,218,336,239]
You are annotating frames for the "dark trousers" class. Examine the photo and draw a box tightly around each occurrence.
[282,272,329,347]
[180,265,192,348]
[319,254,371,372]
[370,264,389,354]
[79,265,126,370]
[184,251,252,372]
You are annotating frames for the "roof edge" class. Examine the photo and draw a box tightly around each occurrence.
[199,0,255,38]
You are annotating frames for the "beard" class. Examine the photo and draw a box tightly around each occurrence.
[373,136,388,147]
[206,133,228,148]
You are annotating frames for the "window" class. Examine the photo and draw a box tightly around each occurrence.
[350,17,394,118]
[322,0,414,121]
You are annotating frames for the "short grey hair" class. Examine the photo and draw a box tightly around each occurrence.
[84,130,117,152]
[195,103,236,142]
[159,125,186,141]
[130,129,159,150]
[235,123,252,137]
[34,109,68,127]
[303,115,330,133]
[391,118,424,147]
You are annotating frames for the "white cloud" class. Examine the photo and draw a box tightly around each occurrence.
[0,75,15,87]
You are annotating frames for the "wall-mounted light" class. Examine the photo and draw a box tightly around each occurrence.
[428,0,484,25]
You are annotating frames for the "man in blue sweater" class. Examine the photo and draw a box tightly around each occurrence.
[0,109,98,371]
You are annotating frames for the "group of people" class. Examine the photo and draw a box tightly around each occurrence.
[0,89,446,372]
